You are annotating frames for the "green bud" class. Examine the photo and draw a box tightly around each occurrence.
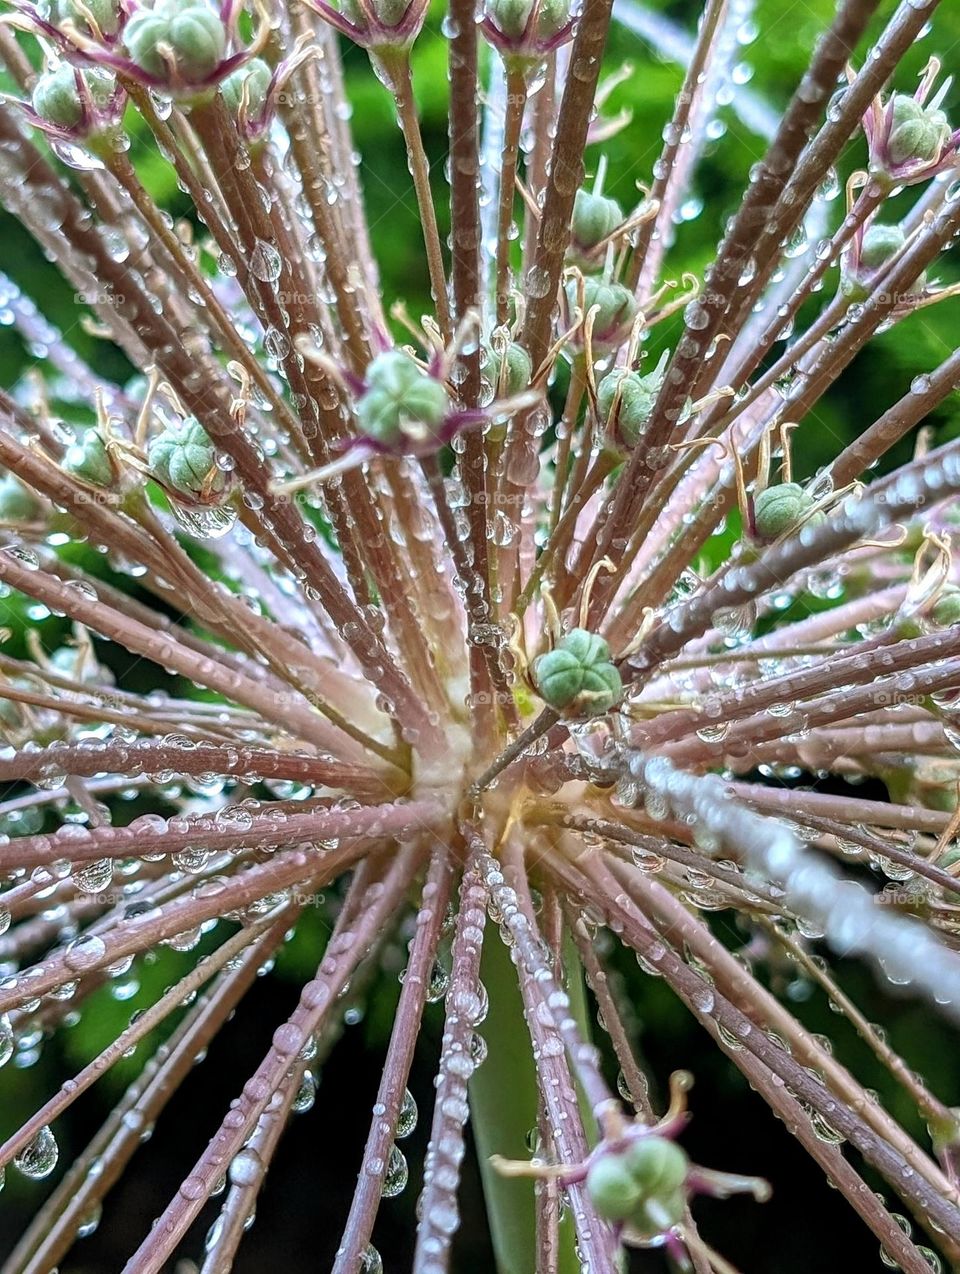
[124,1,227,85]
[220,58,272,120]
[486,0,569,42]
[596,352,668,450]
[622,1136,689,1196]
[531,628,622,715]
[630,1188,687,1239]
[752,482,823,542]
[570,277,637,351]
[31,63,115,130]
[860,224,906,271]
[572,189,623,253]
[148,417,227,503]
[586,1156,644,1222]
[341,0,411,27]
[38,0,121,38]
[933,587,960,626]
[483,340,532,399]
[64,430,114,488]
[356,350,449,447]
[842,224,926,302]
[888,95,949,169]
[0,473,42,523]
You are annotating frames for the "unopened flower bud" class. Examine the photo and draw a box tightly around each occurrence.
[482,0,573,66]
[622,1135,688,1195]
[842,223,926,304]
[860,224,907,271]
[571,188,622,256]
[568,276,637,352]
[356,350,449,447]
[888,94,949,169]
[38,0,121,38]
[531,628,621,715]
[31,63,115,131]
[342,0,412,26]
[586,1155,643,1222]
[752,482,823,542]
[64,429,114,488]
[483,340,532,399]
[486,0,569,41]
[597,352,667,451]
[313,0,429,55]
[148,417,228,504]
[124,1,227,86]
[631,1189,687,1239]
[220,57,272,121]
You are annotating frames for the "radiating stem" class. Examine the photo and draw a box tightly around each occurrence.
[495,67,529,324]
[381,51,452,339]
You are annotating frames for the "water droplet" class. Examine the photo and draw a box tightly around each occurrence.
[381,1144,408,1198]
[15,1126,59,1179]
[250,240,283,283]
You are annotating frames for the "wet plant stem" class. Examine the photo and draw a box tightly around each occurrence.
[549,356,588,534]
[496,68,529,324]
[383,52,452,340]
[518,450,617,618]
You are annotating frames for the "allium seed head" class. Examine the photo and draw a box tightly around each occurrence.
[356,350,450,448]
[124,0,228,86]
[751,482,823,542]
[1,2,960,1270]
[30,62,115,131]
[888,94,950,169]
[63,429,115,488]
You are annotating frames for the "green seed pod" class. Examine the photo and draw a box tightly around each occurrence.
[570,277,637,351]
[531,628,622,715]
[842,224,925,302]
[596,353,668,451]
[932,587,960,626]
[622,1136,689,1197]
[571,189,623,254]
[148,417,227,503]
[64,429,114,488]
[220,58,272,120]
[752,482,823,542]
[38,0,121,37]
[31,64,115,130]
[356,350,449,447]
[629,1188,687,1239]
[888,95,949,169]
[486,0,569,42]
[483,340,532,399]
[341,0,412,27]
[860,224,906,271]
[586,1155,644,1222]
[124,1,227,85]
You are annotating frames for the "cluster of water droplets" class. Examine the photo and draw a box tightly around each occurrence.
[630,751,960,1021]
